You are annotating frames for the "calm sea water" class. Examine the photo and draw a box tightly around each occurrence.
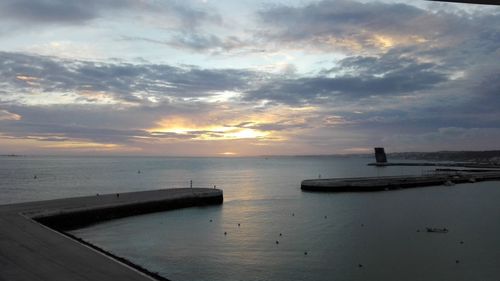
[2,156,500,281]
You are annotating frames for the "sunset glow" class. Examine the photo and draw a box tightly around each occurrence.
[0,0,498,155]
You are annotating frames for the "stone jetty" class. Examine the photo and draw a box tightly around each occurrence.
[301,172,500,192]
[0,188,223,281]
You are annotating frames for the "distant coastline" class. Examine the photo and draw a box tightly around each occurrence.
[388,150,500,164]
[2,150,500,163]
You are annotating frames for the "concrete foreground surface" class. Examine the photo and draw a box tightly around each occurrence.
[0,188,223,281]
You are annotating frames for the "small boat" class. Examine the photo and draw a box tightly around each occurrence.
[426,227,449,233]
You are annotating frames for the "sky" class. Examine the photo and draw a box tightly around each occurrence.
[0,0,499,156]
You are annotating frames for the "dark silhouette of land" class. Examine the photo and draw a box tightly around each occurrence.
[389,150,500,164]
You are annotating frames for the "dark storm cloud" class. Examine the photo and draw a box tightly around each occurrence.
[470,63,500,97]
[257,0,423,50]
[244,52,448,105]
[0,100,235,145]
[329,50,439,76]
[249,0,500,131]
[0,51,255,103]
[167,34,246,52]
[0,51,259,144]
[381,127,500,151]
[229,121,310,131]
[121,33,248,54]
[164,1,222,31]
[0,115,224,144]
[0,120,149,144]
[0,0,221,30]
[259,1,419,34]
[0,0,143,25]
[3,104,161,130]
[2,0,500,152]
[256,0,500,54]
[0,0,226,57]
[0,0,105,24]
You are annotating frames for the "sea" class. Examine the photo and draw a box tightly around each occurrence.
[1,155,499,281]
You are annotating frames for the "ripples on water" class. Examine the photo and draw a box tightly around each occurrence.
[2,156,500,280]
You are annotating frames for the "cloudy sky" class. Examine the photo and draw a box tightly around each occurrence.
[0,0,499,156]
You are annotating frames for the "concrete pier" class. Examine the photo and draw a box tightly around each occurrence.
[0,188,223,281]
[301,172,500,192]
[367,162,500,169]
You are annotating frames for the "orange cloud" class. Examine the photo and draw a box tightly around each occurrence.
[16,75,39,86]
[0,110,21,121]
[150,105,318,142]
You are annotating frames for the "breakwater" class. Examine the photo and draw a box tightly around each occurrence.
[301,172,500,192]
[368,162,500,169]
[0,188,223,281]
[34,189,223,230]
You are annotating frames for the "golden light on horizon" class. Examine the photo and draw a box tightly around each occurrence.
[150,116,271,141]
[41,141,121,150]
[341,147,371,154]
[152,125,269,141]
[148,105,319,144]
[218,128,268,140]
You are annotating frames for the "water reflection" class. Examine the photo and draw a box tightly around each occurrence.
[4,156,496,281]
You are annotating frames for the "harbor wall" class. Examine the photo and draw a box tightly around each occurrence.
[0,188,223,281]
[301,172,500,192]
[34,190,223,230]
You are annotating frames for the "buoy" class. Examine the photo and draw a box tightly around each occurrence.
[33,175,37,179]
[275,240,279,244]
[279,233,282,237]
[358,264,363,268]
[304,251,308,255]
[455,260,460,264]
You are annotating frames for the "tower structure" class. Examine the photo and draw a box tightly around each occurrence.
[374,147,387,163]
